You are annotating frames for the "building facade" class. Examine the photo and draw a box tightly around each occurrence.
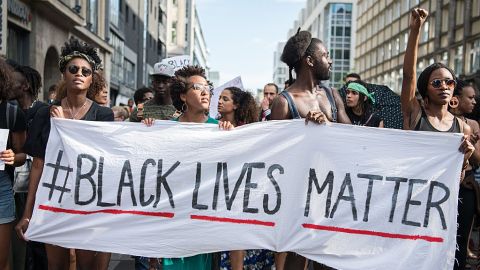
[355,0,480,93]
[272,42,288,90]
[279,0,356,89]
[4,0,113,102]
[109,0,168,105]
[166,0,208,70]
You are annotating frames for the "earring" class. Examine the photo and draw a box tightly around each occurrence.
[181,103,187,112]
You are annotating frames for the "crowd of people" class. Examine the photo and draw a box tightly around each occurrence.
[0,7,478,270]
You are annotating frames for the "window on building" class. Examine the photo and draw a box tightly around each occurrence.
[470,40,480,73]
[109,31,125,84]
[454,46,464,75]
[110,0,120,27]
[171,22,177,43]
[441,9,448,32]
[456,0,464,26]
[86,0,98,33]
[421,21,429,43]
[124,59,135,88]
[441,51,449,65]
[402,0,409,13]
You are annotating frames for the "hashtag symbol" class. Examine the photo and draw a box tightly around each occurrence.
[42,150,73,203]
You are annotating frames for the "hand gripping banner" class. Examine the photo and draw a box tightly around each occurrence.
[26,119,463,270]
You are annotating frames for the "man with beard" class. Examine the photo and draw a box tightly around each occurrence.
[130,61,177,122]
[270,29,349,270]
[271,29,350,125]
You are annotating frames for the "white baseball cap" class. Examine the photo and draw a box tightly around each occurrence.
[151,62,175,77]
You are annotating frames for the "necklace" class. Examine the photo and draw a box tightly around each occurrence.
[66,99,88,119]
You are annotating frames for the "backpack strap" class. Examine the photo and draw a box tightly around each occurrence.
[319,85,338,122]
[280,91,301,119]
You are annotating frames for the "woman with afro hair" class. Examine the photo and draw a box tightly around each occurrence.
[16,37,113,270]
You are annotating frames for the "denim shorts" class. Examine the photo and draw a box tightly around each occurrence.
[0,171,15,224]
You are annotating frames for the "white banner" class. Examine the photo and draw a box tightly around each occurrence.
[27,119,463,270]
[209,76,244,119]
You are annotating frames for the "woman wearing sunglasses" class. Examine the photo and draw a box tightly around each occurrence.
[16,38,113,270]
[402,8,475,270]
[143,66,232,270]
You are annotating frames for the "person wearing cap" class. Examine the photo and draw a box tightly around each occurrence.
[345,80,383,127]
[130,61,178,122]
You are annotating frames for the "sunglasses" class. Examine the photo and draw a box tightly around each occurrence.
[67,65,93,77]
[430,79,456,89]
[189,83,213,93]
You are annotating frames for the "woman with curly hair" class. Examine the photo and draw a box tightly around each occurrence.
[143,65,232,270]
[0,57,27,270]
[15,37,113,270]
[217,87,258,127]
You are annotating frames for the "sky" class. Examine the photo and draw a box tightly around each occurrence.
[196,0,305,91]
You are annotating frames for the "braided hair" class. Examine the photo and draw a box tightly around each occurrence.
[281,28,323,83]
[17,65,42,100]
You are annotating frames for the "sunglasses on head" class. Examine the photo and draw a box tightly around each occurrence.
[67,65,93,77]
[430,79,456,89]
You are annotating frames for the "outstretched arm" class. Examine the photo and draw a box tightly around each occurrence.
[401,8,428,130]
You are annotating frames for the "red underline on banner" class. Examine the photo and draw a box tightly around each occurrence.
[302,223,443,243]
[38,205,175,218]
[191,214,275,227]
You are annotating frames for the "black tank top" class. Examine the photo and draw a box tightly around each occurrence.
[414,109,461,133]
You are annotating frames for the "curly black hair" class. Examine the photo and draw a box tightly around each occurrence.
[222,87,258,125]
[59,37,102,72]
[281,29,323,82]
[171,65,208,111]
[133,87,153,105]
[87,72,107,100]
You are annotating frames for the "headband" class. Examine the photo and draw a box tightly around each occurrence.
[347,82,375,105]
[58,51,100,72]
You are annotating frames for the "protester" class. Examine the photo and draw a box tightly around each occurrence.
[112,106,128,121]
[271,28,351,125]
[216,86,273,269]
[133,87,154,106]
[47,85,57,105]
[144,65,232,269]
[259,83,279,121]
[271,28,348,270]
[345,80,384,127]
[127,98,134,112]
[88,72,109,107]
[130,62,177,122]
[400,8,475,270]
[449,79,480,265]
[8,63,49,270]
[218,87,258,126]
[0,58,27,270]
[15,37,113,270]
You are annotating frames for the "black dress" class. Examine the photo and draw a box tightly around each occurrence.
[24,102,114,159]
